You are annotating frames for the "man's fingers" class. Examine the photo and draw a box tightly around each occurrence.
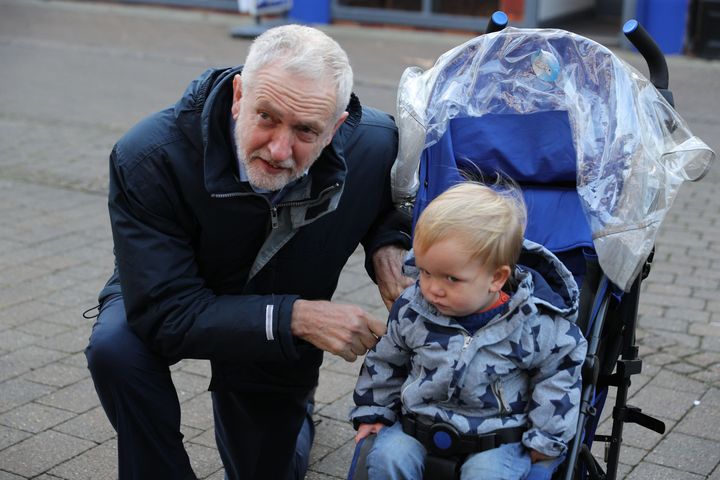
[367,315,388,338]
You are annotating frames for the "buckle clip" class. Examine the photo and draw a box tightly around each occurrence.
[429,422,461,456]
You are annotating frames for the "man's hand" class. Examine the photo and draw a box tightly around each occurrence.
[372,245,413,310]
[290,300,387,362]
[355,422,386,443]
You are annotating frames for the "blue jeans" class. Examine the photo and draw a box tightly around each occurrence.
[365,422,536,480]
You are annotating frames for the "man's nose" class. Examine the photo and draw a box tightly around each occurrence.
[268,128,293,162]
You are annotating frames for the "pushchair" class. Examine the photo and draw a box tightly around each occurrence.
[348,12,715,480]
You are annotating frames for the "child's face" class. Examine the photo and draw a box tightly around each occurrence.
[414,236,510,318]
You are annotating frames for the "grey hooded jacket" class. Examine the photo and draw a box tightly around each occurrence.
[351,240,588,457]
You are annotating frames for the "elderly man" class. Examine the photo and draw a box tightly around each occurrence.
[85,25,411,480]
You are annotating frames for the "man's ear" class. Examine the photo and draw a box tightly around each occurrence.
[325,111,349,146]
[490,265,512,293]
[231,74,243,120]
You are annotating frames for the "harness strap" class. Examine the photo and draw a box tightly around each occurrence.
[401,415,525,457]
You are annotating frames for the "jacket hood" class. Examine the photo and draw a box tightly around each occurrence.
[515,239,579,318]
[173,66,363,197]
[403,238,579,324]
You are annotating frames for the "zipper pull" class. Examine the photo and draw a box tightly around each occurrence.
[493,378,512,415]
[461,334,473,351]
[270,207,279,229]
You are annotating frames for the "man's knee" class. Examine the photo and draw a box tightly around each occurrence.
[85,297,145,382]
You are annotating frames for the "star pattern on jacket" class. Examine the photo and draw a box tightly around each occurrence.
[508,339,532,361]
[532,325,542,352]
[420,366,438,386]
[551,393,574,418]
[557,354,583,376]
[565,323,584,344]
[509,392,527,413]
[478,385,499,409]
[424,323,452,349]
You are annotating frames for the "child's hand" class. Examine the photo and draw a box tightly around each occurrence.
[355,422,385,443]
[529,449,555,463]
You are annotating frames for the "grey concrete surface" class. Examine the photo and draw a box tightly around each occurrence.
[0,0,718,478]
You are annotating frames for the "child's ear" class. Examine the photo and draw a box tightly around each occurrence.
[490,266,511,292]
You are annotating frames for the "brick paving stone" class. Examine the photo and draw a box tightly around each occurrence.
[702,335,720,352]
[333,271,374,296]
[316,392,354,424]
[0,403,75,434]
[23,358,90,390]
[616,416,675,451]
[334,283,383,310]
[310,440,355,478]
[675,401,720,442]
[664,362,702,374]
[47,441,117,480]
[0,301,60,329]
[16,320,71,340]
[0,378,54,415]
[53,407,116,444]
[186,427,216,449]
[36,378,99,414]
[57,352,89,370]
[37,326,92,354]
[0,425,31,451]
[172,370,213,403]
[0,471,25,480]
[650,370,708,396]
[0,430,95,478]
[629,385,699,421]
[685,352,720,367]
[179,393,215,431]
[0,347,67,383]
[645,432,720,476]
[313,417,355,451]
[186,442,223,479]
[0,330,41,353]
[626,462,705,480]
[315,370,358,405]
[689,321,720,337]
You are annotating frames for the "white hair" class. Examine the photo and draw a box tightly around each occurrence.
[242,25,354,120]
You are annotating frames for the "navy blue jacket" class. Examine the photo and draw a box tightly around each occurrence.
[100,66,411,392]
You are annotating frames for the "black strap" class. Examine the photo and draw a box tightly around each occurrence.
[401,415,525,457]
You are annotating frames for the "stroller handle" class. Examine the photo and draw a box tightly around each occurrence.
[486,11,508,34]
[623,19,669,91]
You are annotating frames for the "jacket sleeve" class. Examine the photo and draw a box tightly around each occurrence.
[345,107,412,281]
[108,144,300,363]
[523,316,588,457]
[350,300,411,429]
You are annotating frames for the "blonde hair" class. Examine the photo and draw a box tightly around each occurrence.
[413,182,527,270]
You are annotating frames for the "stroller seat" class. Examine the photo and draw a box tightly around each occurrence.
[349,16,714,480]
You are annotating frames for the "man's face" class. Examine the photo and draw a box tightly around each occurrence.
[232,66,348,191]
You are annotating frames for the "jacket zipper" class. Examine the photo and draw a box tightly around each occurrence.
[492,378,512,415]
[212,182,341,230]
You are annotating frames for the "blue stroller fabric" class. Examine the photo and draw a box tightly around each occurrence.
[392,27,715,291]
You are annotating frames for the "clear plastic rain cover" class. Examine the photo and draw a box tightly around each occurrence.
[392,27,715,291]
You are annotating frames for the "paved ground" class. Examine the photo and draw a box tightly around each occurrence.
[0,1,718,479]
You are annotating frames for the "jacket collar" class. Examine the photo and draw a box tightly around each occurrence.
[173,66,363,201]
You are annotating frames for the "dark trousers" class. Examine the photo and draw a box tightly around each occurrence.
[85,294,314,480]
